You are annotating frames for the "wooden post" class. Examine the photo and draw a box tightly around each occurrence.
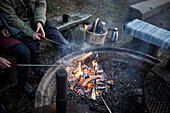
[56,68,67,113]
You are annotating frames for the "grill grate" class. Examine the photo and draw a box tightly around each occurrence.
[144,72,170,113]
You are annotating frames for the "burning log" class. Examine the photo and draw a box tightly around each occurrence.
[104,80,114,86]
[72,61,81,74]
[70,73,92,90]
[97,86,110,90]
[70,79,79,90]
[76,52,93,62]
[97,70,104,74]
[89,85,96,100]
[70,74,83,90]
[97,80,114,86]
[81,75,101,87]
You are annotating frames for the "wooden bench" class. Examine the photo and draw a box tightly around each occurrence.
[49,11,92,32]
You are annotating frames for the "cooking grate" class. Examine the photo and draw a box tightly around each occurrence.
[144,72,170,113]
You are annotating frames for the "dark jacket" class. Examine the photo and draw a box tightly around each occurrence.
[0,0,47,37]
[0,13,22,39]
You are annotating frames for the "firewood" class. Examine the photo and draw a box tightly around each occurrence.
[72,61,81,74]
[81,75,101,87]
[76,52,93,62]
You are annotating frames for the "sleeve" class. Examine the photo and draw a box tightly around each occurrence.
[34,0,47,26]
[0,0,34,37]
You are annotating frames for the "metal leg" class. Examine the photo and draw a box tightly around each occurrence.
[56,68,67,113]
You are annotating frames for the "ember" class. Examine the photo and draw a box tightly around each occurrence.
[69,52,112,99]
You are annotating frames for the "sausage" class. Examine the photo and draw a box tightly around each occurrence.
[76,52,93,62]
[72,61,81,74]
[70,79,77,90]
[81,75,101,87]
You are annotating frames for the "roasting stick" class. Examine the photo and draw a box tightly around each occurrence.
[40,36,78,52]
[10,64,73,67]
[100,94,112,113]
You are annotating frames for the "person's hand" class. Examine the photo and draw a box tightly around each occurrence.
[0,29,11,37]
[0,57,11,69]
[32,32,41,40]
[36,22,45,38]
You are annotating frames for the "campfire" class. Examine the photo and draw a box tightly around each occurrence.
[69,52,114,100]
[35,47,162,113]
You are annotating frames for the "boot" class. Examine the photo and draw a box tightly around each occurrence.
[0,104,7,113]
[19,83,36,98]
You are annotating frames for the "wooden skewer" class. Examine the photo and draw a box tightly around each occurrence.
[100,94,112,113]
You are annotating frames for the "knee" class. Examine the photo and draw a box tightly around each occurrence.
[17,46,30,63]
[20,37,40,53]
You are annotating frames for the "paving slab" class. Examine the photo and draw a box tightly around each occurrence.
[129,0,170,20]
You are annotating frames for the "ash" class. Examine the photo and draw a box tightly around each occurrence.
[67,54,149,113]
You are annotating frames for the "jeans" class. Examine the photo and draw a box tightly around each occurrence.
[0,20,72,84]
[0,38,42,85]
[43,20,72,57]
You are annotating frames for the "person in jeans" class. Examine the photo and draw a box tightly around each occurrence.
[0,0,76,97]
[0,0,73,57]
[0,57,10,113]
[0,13,42,97]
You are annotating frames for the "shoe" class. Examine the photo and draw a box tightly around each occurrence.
[22,83,36,98]
[0,104,8,113]
[36,70,44,82]
[0,109,7,113]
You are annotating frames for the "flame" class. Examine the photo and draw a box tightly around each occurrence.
[92,60,98,70]
[74,67,83,78]
[76,91,81,95]
[72,58,107,98]
[78,77,85,86]
[87,83,93,88]
[96,90,102,96]
[96,91,99,96]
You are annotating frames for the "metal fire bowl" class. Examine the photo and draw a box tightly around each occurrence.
[35,47,160,108]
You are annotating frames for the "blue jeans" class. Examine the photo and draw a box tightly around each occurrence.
[43,20,72,57]
[0,37,41,85]
[0,20,72,84]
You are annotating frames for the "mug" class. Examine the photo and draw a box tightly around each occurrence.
[62,14,70,23]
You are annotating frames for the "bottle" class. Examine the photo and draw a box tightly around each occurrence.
[99,21,105,34]
[101,22,105,28]
[89,21,100,33]
[111,27,118,42]
[89,19,105,34]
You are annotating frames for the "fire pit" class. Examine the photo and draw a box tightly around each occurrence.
[35,47,160,113]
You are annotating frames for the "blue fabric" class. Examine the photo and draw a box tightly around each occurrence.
[0,13,23,39]
[43,20,73,57]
